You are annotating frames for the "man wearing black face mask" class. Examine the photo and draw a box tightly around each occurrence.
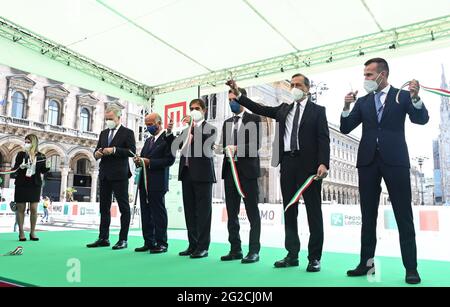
[341,58,429,284]
[133,113,175,253]
[220,88,262,263]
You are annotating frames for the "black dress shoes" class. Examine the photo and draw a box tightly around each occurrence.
[347,264,375,276]
[405,270,421,284]
[179,248,195,256]
[190,249,208,258]
[87,239,110,248]
[29,234,39,241]
[221,251,243,261]
[306,260,321,272]
[150,246,168,254]
[274,256,299,268]
[112,240,128,250]
[135,245,150,252]
[241,253,259,264]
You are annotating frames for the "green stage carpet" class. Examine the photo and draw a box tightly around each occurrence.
[0,230,449,287]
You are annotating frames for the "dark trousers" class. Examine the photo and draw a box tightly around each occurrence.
[99,178,130,241]
[181,167,213,251]
[224,169,260,253]
[139,186,168,248]
[358,151,417,270]
[280,154,324,260]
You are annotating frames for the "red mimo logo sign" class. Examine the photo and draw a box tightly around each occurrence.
[164,101,187,129]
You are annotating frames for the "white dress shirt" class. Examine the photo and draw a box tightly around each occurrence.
[284,98,307,152]
[152,128,165,143]
[231,110,245,136]
[108,123,121,154]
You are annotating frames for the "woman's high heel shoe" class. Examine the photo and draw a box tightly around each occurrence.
[29,234,39,241]
[19,236,27,242]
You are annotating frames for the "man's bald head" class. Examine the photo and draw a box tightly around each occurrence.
[145,113,162,126]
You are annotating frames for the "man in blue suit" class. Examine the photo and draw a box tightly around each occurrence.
[133,113,175,253]
[340,58,429,284]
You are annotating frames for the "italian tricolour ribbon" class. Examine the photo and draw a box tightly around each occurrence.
[396,81,450,103]
[284,175,317,212]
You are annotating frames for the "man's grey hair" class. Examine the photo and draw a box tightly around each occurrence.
[105,105,122,117]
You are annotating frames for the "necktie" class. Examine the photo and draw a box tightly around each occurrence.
[290,102,301,152]
[147,136,155,151]
[375,92,384,122]
[107,128,115,146]
[232,116,240,146]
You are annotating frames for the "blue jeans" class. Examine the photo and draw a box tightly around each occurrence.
[43,208,49,221]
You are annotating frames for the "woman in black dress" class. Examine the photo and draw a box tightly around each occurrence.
[13,134,49,241]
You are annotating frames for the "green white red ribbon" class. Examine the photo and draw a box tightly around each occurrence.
[396,81,450,103]
[284,175,317,212]
[225,146,246,198]
[3,246,23,256]
[0,158,47,175]
[0,169,17,175]
[130,150,148,195]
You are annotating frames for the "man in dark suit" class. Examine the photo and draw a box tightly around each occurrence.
[133,113,175,253]
[166,98,217,259]
[340,58,429,284]
[87,105,136,250]
[220,88,262,264]
[227,75,330,272]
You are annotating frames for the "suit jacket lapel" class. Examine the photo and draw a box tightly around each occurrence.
[149,131,166,154]
[379,87,396,124]
[224,117,233,147]
[299,99,313,130]
[367,93,378,123]
[109,125,124,146]
[141,137,151,156]
[237,112,249,136]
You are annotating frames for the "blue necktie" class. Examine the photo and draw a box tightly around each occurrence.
[107,128,115,146]
[147,136,155,152]
[375,92,384,122]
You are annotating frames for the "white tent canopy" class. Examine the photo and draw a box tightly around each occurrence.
[1,0,450,89]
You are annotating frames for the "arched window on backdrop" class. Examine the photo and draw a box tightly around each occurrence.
[11,91,26,118]
[48,100,60,125]
[80,108,90,132]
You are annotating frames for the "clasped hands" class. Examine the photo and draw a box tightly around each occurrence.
[133,155,150,168]
[94,147,114,159]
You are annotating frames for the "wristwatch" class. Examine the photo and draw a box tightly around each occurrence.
[412,96,421,103]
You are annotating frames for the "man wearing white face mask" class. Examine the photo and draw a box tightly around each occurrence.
[340,58,429,284]
[166,98,217,259]
[227,74,330,272]
[87,105,136,250]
